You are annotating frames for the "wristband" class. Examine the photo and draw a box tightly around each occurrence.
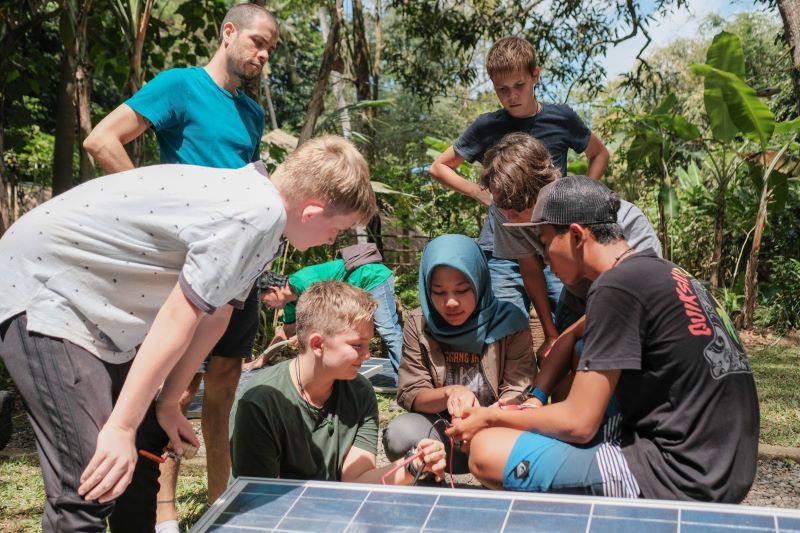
[528,387,548,405]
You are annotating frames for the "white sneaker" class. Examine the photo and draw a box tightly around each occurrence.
[155,519,180,533]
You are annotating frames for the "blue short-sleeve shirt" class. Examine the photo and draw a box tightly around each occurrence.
[126,67,264,168]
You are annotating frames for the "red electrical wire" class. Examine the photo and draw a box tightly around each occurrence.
[381,448,424,484]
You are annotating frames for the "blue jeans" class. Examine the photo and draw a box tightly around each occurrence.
[486,253,530,318]
[369,277,403,377]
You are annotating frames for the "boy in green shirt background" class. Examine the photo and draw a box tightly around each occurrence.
[249,244,403,380]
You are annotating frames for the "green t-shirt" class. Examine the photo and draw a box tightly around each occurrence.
[283,259,392,323]
[229,359,379,481]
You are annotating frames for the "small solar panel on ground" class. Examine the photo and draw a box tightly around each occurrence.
[190,478,800,533]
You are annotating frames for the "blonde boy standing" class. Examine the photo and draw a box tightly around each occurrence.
[0,136,375,532]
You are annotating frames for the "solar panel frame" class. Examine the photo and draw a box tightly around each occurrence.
[190,477,800,533]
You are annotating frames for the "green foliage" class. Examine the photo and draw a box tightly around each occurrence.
[700,31,743,141]
[755,258,800,334]
[692,63,776,145]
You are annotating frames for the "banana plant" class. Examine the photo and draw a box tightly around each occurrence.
[622,92,701,259]
[691,31,800,328]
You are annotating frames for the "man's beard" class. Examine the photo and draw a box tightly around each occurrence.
[228,50,262,82]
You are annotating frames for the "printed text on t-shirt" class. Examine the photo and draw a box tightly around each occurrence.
[671,268,712,336]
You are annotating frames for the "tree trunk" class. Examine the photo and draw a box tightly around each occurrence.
[710,185,726,288]
[777,0,800,114]
[126,0,155,166]
[52,11,77,196]
[298,0,343,145]
[319,6,351,139]
[740,172,771,329]
[351,0,375,160]
[74,0,94,183]
[657,174,670,260]
[371,0,382,104]
[75,59,95,182]
[351,0,371,105]
[263,72,278,131]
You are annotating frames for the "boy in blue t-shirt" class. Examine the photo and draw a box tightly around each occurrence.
[429,36,609,359]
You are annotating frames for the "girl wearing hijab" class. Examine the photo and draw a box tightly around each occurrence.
[383,234,536,474]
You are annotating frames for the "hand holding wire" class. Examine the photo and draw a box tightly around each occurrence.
[445,385,478,418]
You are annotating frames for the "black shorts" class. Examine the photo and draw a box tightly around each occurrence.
[211,284,260,358]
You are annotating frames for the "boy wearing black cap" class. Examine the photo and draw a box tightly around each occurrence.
[447,176,759,503]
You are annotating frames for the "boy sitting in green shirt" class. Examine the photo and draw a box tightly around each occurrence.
[248,247,403,377]
[230,281,445,483]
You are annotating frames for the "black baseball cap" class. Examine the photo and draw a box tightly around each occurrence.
[502,175,618,228]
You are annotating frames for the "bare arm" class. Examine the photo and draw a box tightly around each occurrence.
[83,103,151,173]
[78,283,207,501]
[429,146,492,206]
[584,133,609,180]
[411,385,477,417]
[158,304,233,404]
[517,256,559,348]
[450,369,619,446]
[528,316,585,404]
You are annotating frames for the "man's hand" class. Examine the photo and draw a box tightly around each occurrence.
[446,406,493,453]
[445,385,478,418]
[412,438,447,480]
[78,423,138,502]
[155,399,200,457]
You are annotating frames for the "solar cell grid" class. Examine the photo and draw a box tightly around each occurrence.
[190,478,800,533]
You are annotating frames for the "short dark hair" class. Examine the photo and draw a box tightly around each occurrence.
[480,132,559,211]
[220,3,276,40]
[551,220,624,245]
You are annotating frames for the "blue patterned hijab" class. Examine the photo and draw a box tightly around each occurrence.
[419,234,529,353]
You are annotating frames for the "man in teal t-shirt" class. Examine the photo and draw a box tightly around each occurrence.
[83,5,280,530]
[123,66,264,167]
[253,259,403,378]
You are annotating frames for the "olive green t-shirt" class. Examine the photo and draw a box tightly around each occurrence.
[230,359,379,481]
[283,259,392,323]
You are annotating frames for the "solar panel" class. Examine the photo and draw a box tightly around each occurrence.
[189,478,800,533]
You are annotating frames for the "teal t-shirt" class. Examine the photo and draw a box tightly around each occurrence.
[126,67,264,167]
[283,259,392,323]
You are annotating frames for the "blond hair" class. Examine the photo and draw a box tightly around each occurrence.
[271,135,377,224]
[486,37,538,80]
[480,132,559,211]
[295,281,377,350]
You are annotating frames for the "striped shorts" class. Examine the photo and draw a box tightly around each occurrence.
[502,415,640,498]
